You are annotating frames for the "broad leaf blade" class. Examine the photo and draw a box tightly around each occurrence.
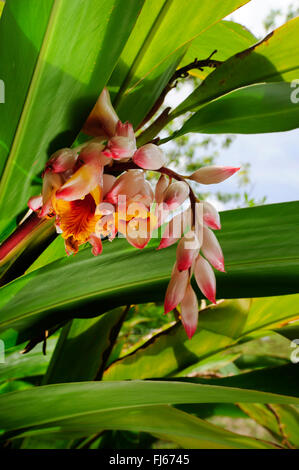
[165,83,299,139]
[111,0,251,126]
[103,299,251,380]
[0,338,57,383]
[0,380,298,443]
[43,307,128,384]
[240,403,299,448]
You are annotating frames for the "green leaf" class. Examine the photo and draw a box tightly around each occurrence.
[164,83,299,139]
[234,354,288,370]
[239,403,299,448]
[172,16,299,116]
[0,380,298,444]
[13,404,278,449]
[0,0,144,237]
[104,299,250,380]
[179,20,257,79]
[191,364,299,398]
[1,201,299,344]
[103,293,299,380]
[43,307,128,384]
[0,1,4,17]
[110,0,251,126]
[273,322,299,341]
[0,338,56,384]
[0,380,34,395]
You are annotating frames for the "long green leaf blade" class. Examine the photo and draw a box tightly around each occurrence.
[0,0,143,236]
[0,380,298,442]
[165,83,299,139]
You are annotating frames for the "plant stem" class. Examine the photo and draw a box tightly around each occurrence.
[0,213,46,263]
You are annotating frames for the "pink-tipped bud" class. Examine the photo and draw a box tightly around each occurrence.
[103,135,136,160]
[194,255,217,304]
[203,201,221,230]
[189,166,240,184]
[163,181,190,210]
[164,263,189,314]
[155,175,169,203]
[116,120,135,140]
[180,284,199,339]
[83,87,119,138]
[133,144,165,170]
[46,148,77,173]
[28,195,43,212]
[176,231,200,271]
[202,226,225,272]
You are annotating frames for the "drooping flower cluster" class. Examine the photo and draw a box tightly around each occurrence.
[28,88,239,338]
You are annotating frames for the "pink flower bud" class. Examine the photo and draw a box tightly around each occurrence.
[194,255,216,304]
[202,226,225,272]
[133,144,165,170]
[203,201,221,230]
[83,87,119,138]
[46,148,77,173]
[103,135,136,160]
[116,121,135,140]
[164,263,189,314]
[163,181,190,210]
[180,284,198,339]
[176,231,200,271]
[189,166,240,184]
[155,175,169,203]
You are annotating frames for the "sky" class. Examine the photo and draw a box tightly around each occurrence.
[165,0,299,209]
